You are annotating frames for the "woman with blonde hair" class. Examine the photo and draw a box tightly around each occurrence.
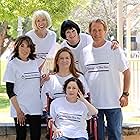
[26,10,56,70]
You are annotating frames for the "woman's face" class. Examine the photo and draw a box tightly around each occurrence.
[57,51,71,70]
[66,81,79,99]
[35,16,47,30]
[65,28,79,43]
[18,40,31,61]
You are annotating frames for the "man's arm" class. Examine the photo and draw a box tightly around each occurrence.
[120,68,131,107]
[123,68,131,93]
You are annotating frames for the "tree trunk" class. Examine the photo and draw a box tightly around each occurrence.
[0,22,8,56]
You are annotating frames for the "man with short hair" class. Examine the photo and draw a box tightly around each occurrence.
[80,19,130,140]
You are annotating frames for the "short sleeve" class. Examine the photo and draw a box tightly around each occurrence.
[60,41,67,48]
[114,47,129,72]
[86,34,93,45]
[41,81,51,108]
[3,61,16,83]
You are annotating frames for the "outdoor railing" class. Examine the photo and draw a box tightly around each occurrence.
[128,59,140,110]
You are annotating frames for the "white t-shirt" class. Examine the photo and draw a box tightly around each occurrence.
[41,73,89,108]
[26,29,56,67]
[3,58,43,117]
[80,40,129,109]
[61,33,93,71]
[50,97,89,139]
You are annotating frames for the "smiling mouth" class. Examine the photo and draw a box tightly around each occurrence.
[70,35,76,39]
[40,26,44,28]
[22,52,29,55]
[38,26,45,29]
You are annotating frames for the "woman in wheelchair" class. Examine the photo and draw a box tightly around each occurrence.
[41,47,89,113]
[49,77,98,140]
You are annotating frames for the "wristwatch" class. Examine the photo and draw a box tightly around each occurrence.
[122,92,129,97]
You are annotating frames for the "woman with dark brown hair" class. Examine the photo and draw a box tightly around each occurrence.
[60,20,119,71]
[4,35,43,140]
[41,47,89,111]
[49,77,98,140]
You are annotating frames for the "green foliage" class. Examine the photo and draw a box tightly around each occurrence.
[0,0,78,38]
[0,85,9,112]
[0,85,6,93]
[0,93,9,112]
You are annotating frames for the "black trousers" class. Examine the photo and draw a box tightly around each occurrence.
[14,114,41,140]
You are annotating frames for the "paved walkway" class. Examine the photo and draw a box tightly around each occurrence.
[0,112,13,123]
[0,111,140,140]
[122,111,140,127]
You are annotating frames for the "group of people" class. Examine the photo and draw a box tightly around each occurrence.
[3,9,130,140]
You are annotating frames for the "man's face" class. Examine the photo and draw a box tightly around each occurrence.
[90,22,106,42]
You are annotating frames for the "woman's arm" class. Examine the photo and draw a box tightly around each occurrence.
[6,82,26,126]
[48,119,63,138]
[40,74,50,87]
[6,82,16,98]
[11,96,26,126]
[78,91,98,116]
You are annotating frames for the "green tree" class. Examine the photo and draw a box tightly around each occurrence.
[0,0,80,54]
[0,0,80,37]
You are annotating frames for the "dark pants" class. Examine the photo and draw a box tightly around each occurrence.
[14,114,41,140]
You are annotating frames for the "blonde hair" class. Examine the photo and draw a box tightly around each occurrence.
[32,10,52,30]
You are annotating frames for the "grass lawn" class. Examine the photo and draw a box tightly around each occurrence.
[0,85,10,112]
[0,59,7,85]
[0,59,9,112]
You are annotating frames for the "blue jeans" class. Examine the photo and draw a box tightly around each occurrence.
[54,136,87,140]
[97,108,122,140]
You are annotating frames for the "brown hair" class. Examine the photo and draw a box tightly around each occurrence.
[89,19,107,33]
[53,47,81,78]
[63,77,85,95]
[11,35,36,60]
